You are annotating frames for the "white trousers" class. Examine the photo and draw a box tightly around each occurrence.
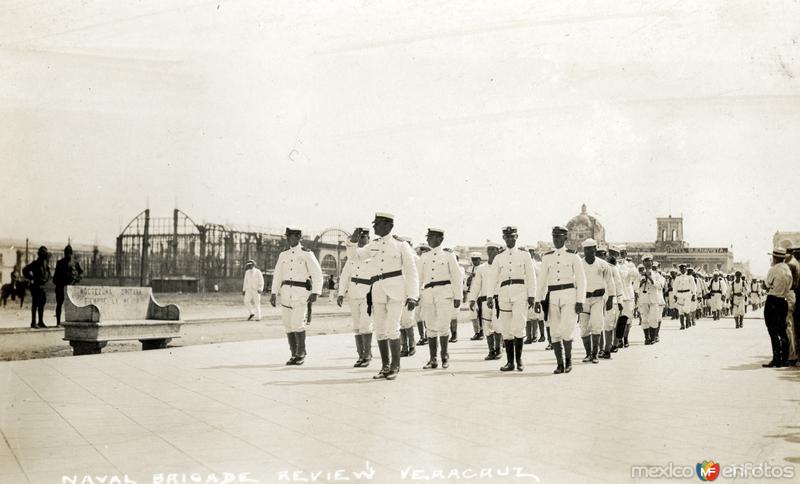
[548,290,578,343]
[244,291,261,320]
[497,298,527,339]
[579,297,604,336]
[640,302,660,329]
[280,295,307,333]
[348,298,373,334]
[603,302,618,332]
[421,298,453,337]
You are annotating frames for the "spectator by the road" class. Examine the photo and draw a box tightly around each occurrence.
[242,260,264,321]
[22,246,51,329]
[53,245,83,326]
[763,247,793,368]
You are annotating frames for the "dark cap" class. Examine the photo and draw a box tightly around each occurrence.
[552,226,568,235]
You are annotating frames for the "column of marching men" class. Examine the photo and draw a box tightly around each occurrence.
[267,212,779,379]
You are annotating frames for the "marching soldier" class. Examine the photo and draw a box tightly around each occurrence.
[468,242,503,360]
[638,255,664,345]
[673,263,697,330]
[270,226,323,365]
[535,226,586,374]
[579,239,614,364]
[416,243,431,345]
[347,213,419,380]
[448,253,466,343]
[652,261,665,342]
[399,238,419,357]
[731,271,748,329]
[615,246,637,348]
[467,252,485,341]
[486,226,537,372]
[524,246,545,345]
[708,271,728,321]
[598,245,623,356]
[337,227,374,367]
[419,229,463,369]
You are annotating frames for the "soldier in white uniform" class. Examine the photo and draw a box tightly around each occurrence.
[337,227,374,367]
[242,259,264,321]
[673,263,698,330]
[578,239,614,364]
[524,246,545,345]
[270,226,323,365]
[615,246,637,349]
[469,242,503,360]
[399,238,419,357]
[731,271,748,328]
[597,245,623,357]
[449,253,466,343]
[419,228,463,369]
[652,261,666,343]
[708,271,728,320]
[535,226,586,374]
[466,252,484,341]
[415,243,431,345]
[486,226,537,372]
[638,255,664,345]
[347,213,419,381]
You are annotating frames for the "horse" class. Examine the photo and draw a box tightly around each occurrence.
[0,280,27,308]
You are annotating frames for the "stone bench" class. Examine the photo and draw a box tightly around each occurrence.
[62,286,182,356]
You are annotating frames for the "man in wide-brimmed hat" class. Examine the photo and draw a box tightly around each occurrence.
[762,247,793,367]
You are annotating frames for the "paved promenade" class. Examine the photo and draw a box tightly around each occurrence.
[1,310,798,484]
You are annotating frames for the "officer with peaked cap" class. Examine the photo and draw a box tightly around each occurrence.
[487,226,537,372]
[673,263,698,330]
[347,212,419,380]
[419,228,463,369]
[536,226,586,374]
[731,270,748,329]
[579,239,614,364]
[270,226,323,365]
[337,227,375,367]
[469,241,503,360]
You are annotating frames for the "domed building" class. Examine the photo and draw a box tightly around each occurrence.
[566,204,606,252]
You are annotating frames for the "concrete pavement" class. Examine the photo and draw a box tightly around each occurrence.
[0,309,798,484]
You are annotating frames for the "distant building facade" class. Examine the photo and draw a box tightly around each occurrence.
[774,231,800,250]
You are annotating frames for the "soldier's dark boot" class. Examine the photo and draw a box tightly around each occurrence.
[591,334,601,364]
[354,334,364,367]
[524,321,534,344]
[603,330,613,358]
[449,320,458,343]
[552,341,564,374]
[471,320,482,340]
[417,321,428,345]
[537,321,545,342]
[360,333,373,367]
[440,335,450,369]
[407,326,416,356]
[564,340,573,373]
[582,336,592,362]
[679,315,685,330]
[373,340,390,379]
[545,327,553,350]
[294,331,307,365]
[286,332,298,365]
[655,322,661,342]
[484,333,495,360]
[514,337,524,371]
[385,338,401,380]
[500,339,515,371]
[424,337,438,369]
[399,328,409,357]
[493,333,502,359]
[644,327,652,345]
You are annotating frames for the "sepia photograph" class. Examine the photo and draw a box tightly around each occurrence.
[1,1,799,483]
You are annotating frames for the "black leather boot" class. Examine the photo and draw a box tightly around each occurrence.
[354,334,364,367]
[385,338,401,380]
[514,337,524,371]
[424,337,438,369]
[602,330,613,359]
[360,333,373,367]
[484,333,495,360]
[493,333,501,359]
[582,336,592,362]
[407,326,416,356]
[591,334,600,364]
[500,339,515,371]
[295,331,307,365]
[286,332,298,365]
[563,340,573,373]
[545,327,553,350]
[373,340,390,379]
[440,335,449,369]
[537,321,545,342]
[399,328,409,357]
[524,321,534,344]
[417,321,428,345]
[552,341,564,374]
[449,320,458,343]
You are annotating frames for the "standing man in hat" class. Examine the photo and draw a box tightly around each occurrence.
[708,271,728,321]
[535,226,585,374]
[53,244,83,327]
[347,213,419,380]
[673,263,697,330]
[399,237,419,357]
[597,245,623,357]
[578,239,613,364]
[763,247,793,367]
[730,271,748,329]
[242,259,264,321]
[469,241,503,360]
[615,246,637,348]
[419,228,463,369]
[23,246,51,329]
[337,227,374,367]
[415,243,431,345]
[638,255,664,345]
[524,246,544,345]
[486,226,537,371]
[466,252,485,341]
[270,226,323,365]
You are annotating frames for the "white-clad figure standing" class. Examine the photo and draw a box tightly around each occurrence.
[242,259,264,321]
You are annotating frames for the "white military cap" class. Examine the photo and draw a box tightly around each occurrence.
[285,226,302,234]
[426,228,445,236]
[652,261,660,267]
[245,259,255,265]
[642,254,653,261]
[582,238,597,248]
[502,226,518,234]
[486,241,503,249]
[637,264,645,269]
[374,212,395,221]
[469,251,482,258]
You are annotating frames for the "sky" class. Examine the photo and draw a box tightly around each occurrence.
[1,0,799,276]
